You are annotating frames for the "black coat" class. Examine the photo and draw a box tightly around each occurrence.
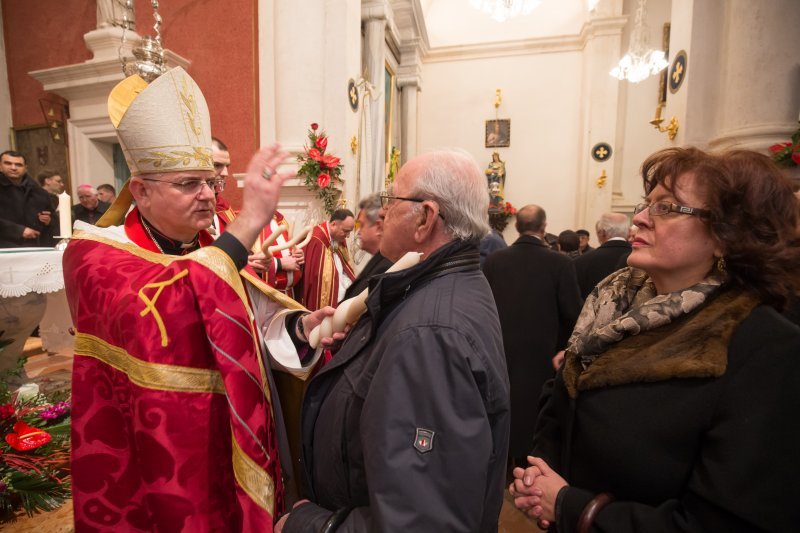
[483,235,582,458]
[573,239,632,299]
[72,201,110,225]
[285,240,510,532]
[343,252,392,300]
[0,172,55,247]
[534,298,800,532]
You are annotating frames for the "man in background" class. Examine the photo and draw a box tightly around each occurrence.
[38,170,66,240]
[72,184,109,225]
[212,137,304,298]
[557,229,581,258]
[0,151,53,247]
[574,212,632,298]
[484,204,582,469]
[302,208,355,310]
[575,228,593,254]
[344,193,391,299]
[96,183,116,204]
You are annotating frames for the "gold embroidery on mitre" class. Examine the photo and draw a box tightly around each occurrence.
[75,332,225,393]
[231,432,275,513]
[179,76,202,137]
[139,269,190,347]
[136,146,213,169]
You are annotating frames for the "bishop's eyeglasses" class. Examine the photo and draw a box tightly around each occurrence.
[140,177,225,194]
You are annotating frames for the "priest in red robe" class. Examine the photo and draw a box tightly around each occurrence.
[65,67,337,533]
[301,209,356,310]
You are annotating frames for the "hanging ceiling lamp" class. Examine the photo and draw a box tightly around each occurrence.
[610,0,668,83]
[469,0,542,23]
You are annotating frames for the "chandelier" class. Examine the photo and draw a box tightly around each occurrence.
[469,0,542,23]
[610,0,668,83]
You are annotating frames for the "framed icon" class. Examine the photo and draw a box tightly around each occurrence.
[485,119,510,148]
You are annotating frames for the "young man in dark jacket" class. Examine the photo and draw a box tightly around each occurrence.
[0,151,55,247]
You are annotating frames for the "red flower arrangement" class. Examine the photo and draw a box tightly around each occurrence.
[0,385,71,521]
[488,201,516,232]
[769,125,800,167]
[297,123,344,215]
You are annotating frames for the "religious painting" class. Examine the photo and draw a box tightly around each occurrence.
[11,124,71,191]
[485,119,510,148]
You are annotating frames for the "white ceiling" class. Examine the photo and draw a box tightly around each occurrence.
[419,0,592,48]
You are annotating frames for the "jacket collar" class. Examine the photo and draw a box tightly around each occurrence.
[514,234,549,247]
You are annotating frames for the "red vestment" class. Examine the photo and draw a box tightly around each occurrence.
[301,222,355,311]
[65,208,308,532]
[215,204,301,299]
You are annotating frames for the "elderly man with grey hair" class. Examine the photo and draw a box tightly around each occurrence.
[343,193,392,299]
[72,184,110,225]
[574,211,632,298]
[279,150,511,532]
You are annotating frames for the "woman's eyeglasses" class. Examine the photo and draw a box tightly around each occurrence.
[633,201,710,218]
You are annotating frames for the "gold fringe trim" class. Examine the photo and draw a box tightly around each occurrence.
[75,332,225,394]
[231,431,275,513]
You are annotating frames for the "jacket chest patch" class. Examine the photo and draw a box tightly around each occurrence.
[414,428,435,453]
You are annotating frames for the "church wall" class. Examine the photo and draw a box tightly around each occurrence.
[0,7,12,152]
[1,0,94,128]
[1,0,258,207]
[418,51,584,241]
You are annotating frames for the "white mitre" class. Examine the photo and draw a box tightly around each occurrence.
[108,66,213,176]
[97,67,213,228]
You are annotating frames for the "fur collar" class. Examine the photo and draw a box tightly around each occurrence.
[563,288,759,398]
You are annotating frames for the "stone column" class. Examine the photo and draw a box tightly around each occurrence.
[575,5,626,229]
[362,1,388,194]
[397,37,423,165]
[665,0,800,152]
[261,0,361,224]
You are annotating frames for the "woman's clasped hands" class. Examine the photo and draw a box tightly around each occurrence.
[508,456,568,530]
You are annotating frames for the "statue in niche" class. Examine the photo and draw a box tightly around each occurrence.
[485,152,506,205]
[96,0,135,30]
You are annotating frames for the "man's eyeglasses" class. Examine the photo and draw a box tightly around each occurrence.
[633,201,710,218]
[141,177,225,194]
[379,193,425,210]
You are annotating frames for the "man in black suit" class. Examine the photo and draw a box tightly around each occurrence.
[73,185,110,225]
[483,204,582,468]
[343,193,392,299]
[574,212,632,299]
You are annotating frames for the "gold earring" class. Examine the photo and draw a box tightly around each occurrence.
[716,256,727,273]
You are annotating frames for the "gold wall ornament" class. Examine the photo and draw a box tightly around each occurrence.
[350,135,358,155]
[596,169,607,188]
[494,89,502,109]
[650,104,679,140]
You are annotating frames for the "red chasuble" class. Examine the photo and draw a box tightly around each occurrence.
[301,223,355,311]
[216,204,301,299]
[64,208,300,532]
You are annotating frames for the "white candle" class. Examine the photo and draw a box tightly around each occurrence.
[57,191,72,238]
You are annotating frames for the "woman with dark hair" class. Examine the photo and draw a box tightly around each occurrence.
[510,147,800,532]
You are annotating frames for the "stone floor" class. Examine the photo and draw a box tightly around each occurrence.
[4,338,542,532]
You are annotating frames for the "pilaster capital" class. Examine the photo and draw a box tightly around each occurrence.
[361,1,389,23]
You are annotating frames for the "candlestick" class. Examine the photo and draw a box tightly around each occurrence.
[57,191,72,238]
